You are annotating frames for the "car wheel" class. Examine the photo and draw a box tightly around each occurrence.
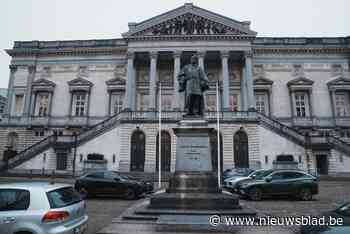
[125,188,136,200]
[248,187,262,201]
[299,187,312,201]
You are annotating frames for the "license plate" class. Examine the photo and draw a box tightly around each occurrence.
[74,223,87,234]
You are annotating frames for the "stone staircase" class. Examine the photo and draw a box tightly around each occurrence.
[2,111,350,171]
[257,112,350,156]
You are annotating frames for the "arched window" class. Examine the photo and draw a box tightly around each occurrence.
[233,128,249,168]
[210,130,223,173]
[156,131,171,172]
[130,130,146,172]
[7,132,19,151]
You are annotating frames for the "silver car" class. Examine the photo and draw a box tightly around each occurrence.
[0,182,88,234]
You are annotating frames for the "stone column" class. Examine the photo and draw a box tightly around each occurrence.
[330,90,337,119]
[124,52,135,111]
[173,51,181,110]
[23,65,36,117]
[221,51,230,110]
[240,66,247,111]
[6,65,17,117]
[148,51,158,110]
[245,51,255,111]
[198,51,205,69]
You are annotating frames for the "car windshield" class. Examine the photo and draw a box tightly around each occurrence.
[250,170,273,179]
[336,203,350,217]
[47,187,82,209]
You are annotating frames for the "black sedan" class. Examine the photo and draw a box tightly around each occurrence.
[236,169,318,201]
[74,171,154,199]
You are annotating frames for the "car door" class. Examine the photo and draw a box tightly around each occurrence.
[283,172,305,194]
[103,172,126,197]
[264,172,291,196]
[84,172,107,195]
[0,189,30,234]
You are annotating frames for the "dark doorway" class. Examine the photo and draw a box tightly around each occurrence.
[130,130,146,172]
[56,152,68,170]
[233,128,249,168]
[316,154,328,175]
[156,131,171,172]
[210,131,223,173]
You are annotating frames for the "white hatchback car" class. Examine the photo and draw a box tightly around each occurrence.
[0,182,88,234]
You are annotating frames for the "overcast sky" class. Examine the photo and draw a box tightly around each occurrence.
[1,0,349,88]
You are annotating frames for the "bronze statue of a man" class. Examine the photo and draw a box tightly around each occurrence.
[178,55,209,116]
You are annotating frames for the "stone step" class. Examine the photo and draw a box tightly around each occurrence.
[149,192,241,210]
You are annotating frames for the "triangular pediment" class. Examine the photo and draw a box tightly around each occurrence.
[123,3,257,37]
[67,77,93,87]
[254,77,273,85]
[287,77,314,86]
[327,77,350,86]
[32,78,56,87]
[106,77,126,86]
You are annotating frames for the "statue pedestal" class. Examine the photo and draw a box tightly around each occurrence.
[149,118,239,210]
[97,118,256,234]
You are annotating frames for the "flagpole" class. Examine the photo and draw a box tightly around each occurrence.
[158,82,162,189]
[216,81,221,187]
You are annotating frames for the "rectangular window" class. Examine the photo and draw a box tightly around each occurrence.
[229,94,238,111]
[335,92,350,117]
[36,93,49,117]
[72,93,86,116]
[294,92,308,117]
[206,94,217,111]
[255,93,268,115]
[14,94,24,116]
[111,93,124,115]
[160,94,173,111]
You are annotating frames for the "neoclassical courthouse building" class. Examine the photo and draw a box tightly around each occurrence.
[1,3,350,176]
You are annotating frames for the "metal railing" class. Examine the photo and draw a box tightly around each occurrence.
[257,112,306,145]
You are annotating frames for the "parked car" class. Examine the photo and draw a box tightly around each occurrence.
[222,168,254,181]
[224,169,271,193]
[300,202,350,233]
[236,169,318,201]
[0,182,88,234]
[75,170,154,199]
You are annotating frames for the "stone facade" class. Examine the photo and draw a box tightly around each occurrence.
[1,3,350,176]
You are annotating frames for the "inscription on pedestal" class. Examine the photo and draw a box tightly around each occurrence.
[176,135,212,171]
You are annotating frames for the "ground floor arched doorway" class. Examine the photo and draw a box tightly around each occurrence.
[233,128,249,168]
[130,130,146,172]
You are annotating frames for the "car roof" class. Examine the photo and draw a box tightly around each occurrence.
[0,182,73,192]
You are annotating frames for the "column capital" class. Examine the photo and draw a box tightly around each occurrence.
[244,50,253,58]
[126,51,135,59]
[28,65,36,74]
[220,50,230,59]
[149,51,158,59]
[9,65,18,73]
[173,50,182,58]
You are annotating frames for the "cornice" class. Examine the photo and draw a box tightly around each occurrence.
[253,47,349,55]
[7,47,127,57]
